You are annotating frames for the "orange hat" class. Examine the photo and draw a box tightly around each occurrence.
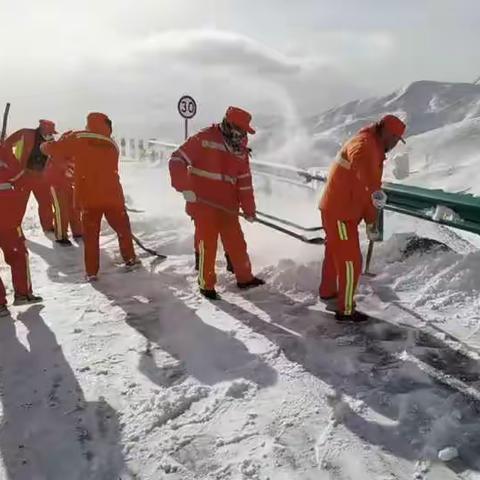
[225,106,255,134]
[86,112,112,135]
[39,119,57,134]
[380,115,406,143]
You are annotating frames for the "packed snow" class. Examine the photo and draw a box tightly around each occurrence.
[1,81,480,479]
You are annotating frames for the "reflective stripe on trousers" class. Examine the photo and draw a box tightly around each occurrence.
[337,220,348,240]
[198,240,206,289]
[50,186,63,239]
[344,260,354,315]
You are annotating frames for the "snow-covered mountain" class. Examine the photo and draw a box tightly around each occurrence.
[311,80,480,138]
[260,81,480,172]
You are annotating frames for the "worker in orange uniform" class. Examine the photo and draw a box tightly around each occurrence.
[0,144,43,316]
[319,115,406,322]
[169,106,264,300]
[41,112,138,281]
[44,130,82,245]
[4,119,57,232]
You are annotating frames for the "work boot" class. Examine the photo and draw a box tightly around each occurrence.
[200,288,220,300]
[195,251,199,271]
[55,238,73,246]
[335,310,369,323]
[13,294,43,306]
[86,275,98,282]
[237,277,265,290]
[125,258,142,271]
[319,294,337,301]
[0,305,10,318]
[320,295,337,312]
[225,253,234,274]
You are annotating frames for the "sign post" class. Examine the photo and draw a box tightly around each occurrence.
[177,95,197,140]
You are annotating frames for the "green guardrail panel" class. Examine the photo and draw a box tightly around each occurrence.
[386,205,480,235]
[384,182,480,224]
[250,159,480,237]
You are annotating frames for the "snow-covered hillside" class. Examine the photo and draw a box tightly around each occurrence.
[269,81,480,171]
[384,118,480,194]
[312,81,480,139]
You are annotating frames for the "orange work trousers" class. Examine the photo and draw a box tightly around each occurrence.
[194,207,253,290]
[319,211,362,315]
[0,227,32,298]
[17,172,54,231]
[193,221,233,270]
[50,184,82,240]
[81,207,135,276]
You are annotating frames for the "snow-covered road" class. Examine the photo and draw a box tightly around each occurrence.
[1,163,480,480]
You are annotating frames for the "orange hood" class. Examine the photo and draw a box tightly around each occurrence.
[86,112,112,136]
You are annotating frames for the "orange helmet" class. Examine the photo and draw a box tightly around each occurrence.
[224,106,255,134]
[86,112,112,135]
[380,115,406,143]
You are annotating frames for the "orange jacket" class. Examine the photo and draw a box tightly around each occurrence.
[41,114,125,210]
[44,131,75,188]
[169,124,256,217]
[44,153,75,188]
[319,125,385,224]
[3,128,49,176]
[0,144,25,228]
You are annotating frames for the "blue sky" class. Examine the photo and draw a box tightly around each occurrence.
[1,0,479,138]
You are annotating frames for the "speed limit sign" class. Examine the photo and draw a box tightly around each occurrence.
[178,95,197,140]
[178,95,197,119]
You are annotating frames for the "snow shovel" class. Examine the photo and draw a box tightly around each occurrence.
[0,103,13,192]
[256,210,323,232]
[364,241,375,277]
[364,208,384,276]
[1,102,11,141]
[132,234,167,260]
[126,206,146,213]
[195,196,324,245]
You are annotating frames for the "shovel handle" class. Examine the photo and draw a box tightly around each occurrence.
[364,240,374,274]
[1,103,11,142]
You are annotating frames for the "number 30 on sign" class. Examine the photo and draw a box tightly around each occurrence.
[177,96,197,119]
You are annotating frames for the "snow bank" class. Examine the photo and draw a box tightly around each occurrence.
[385,118,480,193]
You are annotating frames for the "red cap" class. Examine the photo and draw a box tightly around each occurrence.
[225,106,255,134]
[380,115,406,143]
[87,112,112,135]
[39,119,57,134]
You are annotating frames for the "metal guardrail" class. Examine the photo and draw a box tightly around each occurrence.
[250,161,480,237]
[383,182,480,235]
[145,140,480,239]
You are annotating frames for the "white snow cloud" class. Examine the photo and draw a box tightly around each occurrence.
[131,30,313,75]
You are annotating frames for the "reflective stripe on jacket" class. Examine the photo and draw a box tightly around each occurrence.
[169,124,256,216]
[5,128,48,172]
